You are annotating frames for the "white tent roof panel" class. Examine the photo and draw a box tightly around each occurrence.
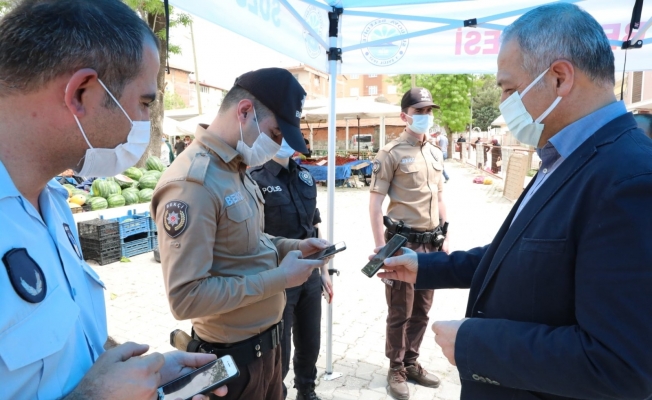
[170,0,652,74]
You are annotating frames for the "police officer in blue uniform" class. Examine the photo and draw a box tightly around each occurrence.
[250,142,332,400]
[0,1,226,398]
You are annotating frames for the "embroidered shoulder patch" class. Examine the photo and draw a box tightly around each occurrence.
[299,171,313,186]
[372,159,381,174]
[163,201,189,238]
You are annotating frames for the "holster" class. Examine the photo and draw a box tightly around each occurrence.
[383,216,446,250]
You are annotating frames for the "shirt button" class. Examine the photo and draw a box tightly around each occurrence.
[543,168,548,173]
[472,374,480,381]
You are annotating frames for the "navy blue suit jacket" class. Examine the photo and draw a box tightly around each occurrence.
[416,113,652,399]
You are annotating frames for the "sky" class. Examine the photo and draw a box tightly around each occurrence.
[168,12,299,90]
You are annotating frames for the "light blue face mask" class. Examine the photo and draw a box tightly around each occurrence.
[275,138,296,158]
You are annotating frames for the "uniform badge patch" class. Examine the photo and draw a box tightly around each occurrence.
[63,223,83,260]
[299,171,313,186]
[2,248,47,303]
[163,201,189,238]
[372,159,381,174]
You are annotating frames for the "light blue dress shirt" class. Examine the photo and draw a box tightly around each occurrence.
[513,101,628,222]
[0,161,107,399]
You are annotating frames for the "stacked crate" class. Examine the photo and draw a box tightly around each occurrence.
[113,213,151,258]
[148,216,158,250]
[78,219,121,265]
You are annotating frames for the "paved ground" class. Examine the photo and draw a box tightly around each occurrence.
[93,160,514,400]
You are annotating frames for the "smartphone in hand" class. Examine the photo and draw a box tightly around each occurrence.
[158,355,239,400]
[361,234,408,278]
[303,242,347,260]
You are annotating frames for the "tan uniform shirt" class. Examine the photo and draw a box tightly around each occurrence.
[151,125,300,344]
[370,131,444,231]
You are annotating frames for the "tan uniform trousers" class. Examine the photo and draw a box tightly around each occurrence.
[384,231,437,368]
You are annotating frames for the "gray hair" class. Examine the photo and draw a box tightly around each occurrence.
[0,0,159,101]
[501,3,614,87]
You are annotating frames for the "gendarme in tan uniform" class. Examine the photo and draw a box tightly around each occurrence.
[370,131,444,231]
[151,124,300,343]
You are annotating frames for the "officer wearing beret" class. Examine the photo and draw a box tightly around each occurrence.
[250,144,331,400]
[0,1,226,398]
[152,68,332,400]
[369,87,449,400]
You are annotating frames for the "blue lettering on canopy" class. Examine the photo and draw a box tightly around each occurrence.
[236,0,281,28]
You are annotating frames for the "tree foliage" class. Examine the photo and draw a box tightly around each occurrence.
[472,74,501,132]
[0,0,18,16]
[393,74,473,135]
[124,0,191,165]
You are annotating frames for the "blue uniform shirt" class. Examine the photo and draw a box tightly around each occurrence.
[0,160,107,399]
[250,159,321,240]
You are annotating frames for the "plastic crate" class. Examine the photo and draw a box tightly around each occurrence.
[149,217,157,232]
[77,219,120,240]
[113,215,150,238]
[121,236,151,258]
[81,240,121,265]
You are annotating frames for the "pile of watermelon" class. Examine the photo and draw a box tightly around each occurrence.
[88,156,166,210]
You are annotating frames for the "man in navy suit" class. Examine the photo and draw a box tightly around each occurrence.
[377,3,652,399]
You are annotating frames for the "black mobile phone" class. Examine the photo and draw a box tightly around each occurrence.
[304,241,347,260]
[157,355,239,400]
[361,234,408,278]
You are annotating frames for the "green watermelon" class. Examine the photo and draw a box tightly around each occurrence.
[123,167,143,181]
[88,197,108,211]
[114,176,134,190]
[139,167,148,174]
[138,175,158,190]
[107,194,126,208]
[146,156,165,172]
[105,181,122,197]
[122,190,139,206]
[143,170,162,180]
[62,183,76,191]
[138,188,154,203]
[91,179,110,198]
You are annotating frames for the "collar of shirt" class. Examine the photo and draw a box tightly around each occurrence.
[400,130,426,146]
[195,123,243,165]
[547,101,627,159]
[263,158,298,177]
[0,160,21,200]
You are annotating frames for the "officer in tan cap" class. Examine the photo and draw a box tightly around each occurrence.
[369,87,449,400]
[152,68,331,400]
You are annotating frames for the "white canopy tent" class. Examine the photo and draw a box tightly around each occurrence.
[168,0,652,380]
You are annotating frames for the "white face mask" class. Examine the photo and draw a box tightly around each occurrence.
[499,68,562,148]
[276,138,296,159]
[236,108,281,167]
[407,114,434,135]
[73,79,150,177]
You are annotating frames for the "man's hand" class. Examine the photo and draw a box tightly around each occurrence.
[299,238,331,258]
[65,342,164,400]
[432,319,468,366]
[280,250,327,288]
[441,237,450,254]
[375,247,419,284]
[161,352,228,399]
[321,269,333,304]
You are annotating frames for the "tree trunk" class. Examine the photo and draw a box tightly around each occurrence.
[136,12,167,168]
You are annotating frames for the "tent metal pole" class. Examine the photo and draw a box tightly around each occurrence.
[323,6,343,383]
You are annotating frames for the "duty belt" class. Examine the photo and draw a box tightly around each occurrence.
[383,216,445,248]
[190,320,283,368]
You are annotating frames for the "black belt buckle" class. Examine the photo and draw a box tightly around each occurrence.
[422,232,433,244]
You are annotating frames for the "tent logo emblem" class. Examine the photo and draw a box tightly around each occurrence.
[360,19,409,67]
[303,6,325,59]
